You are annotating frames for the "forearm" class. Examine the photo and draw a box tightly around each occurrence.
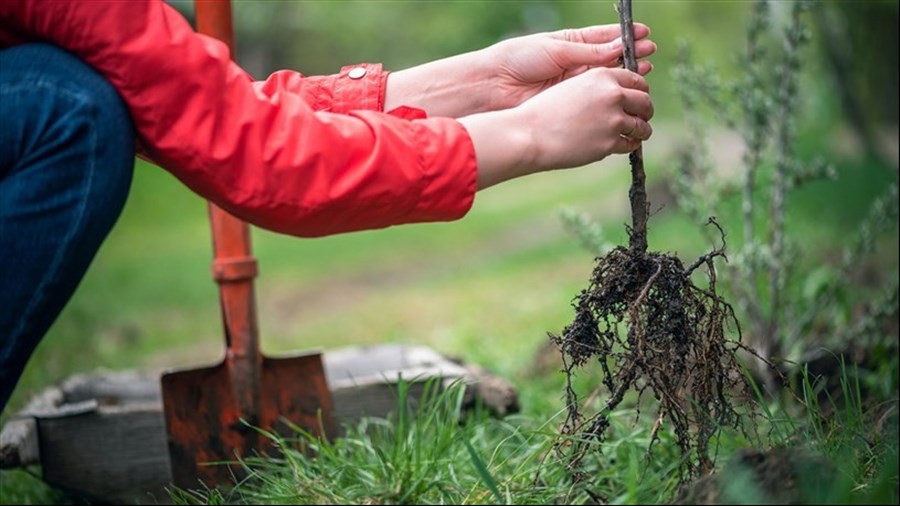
[385,49,496,118]
[458,110,536,190]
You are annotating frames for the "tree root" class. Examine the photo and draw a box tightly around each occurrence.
[550,220,757,484]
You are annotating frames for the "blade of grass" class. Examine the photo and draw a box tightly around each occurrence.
[463,436,504,504]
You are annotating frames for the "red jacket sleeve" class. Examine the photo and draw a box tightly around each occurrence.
[0,0,478,237]
[258,63,389,114]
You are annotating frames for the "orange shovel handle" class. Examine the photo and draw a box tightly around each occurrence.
[195,0,262,419]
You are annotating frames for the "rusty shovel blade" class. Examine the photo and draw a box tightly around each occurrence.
[161,351,336,489]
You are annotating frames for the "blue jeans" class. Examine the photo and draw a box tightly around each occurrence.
[0,43,135,411]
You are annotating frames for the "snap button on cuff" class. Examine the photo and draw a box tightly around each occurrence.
[348,67,367,79]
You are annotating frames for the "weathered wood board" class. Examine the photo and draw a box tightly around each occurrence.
[0,344,517,504]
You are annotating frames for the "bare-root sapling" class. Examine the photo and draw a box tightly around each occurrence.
[548,0,759,487]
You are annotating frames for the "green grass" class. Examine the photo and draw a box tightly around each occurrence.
[1,129,896,505]
[0,144,633,505]
[160,371,897,505]
[166,379,682,505]
[3,1,897,501]
[0,138,897,504]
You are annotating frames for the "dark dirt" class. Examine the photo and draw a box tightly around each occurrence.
[546,0,758,487]
[549,225,756,483]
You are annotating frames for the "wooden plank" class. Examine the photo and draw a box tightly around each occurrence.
[0,418,38,469]
[324,344,470,387]
[60,369,163,404]
[0,385,63,468]
[0,344,519,504]
[458,362,520,417]
[37,403,172,505]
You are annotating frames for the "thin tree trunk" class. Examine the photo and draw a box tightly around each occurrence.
[618,0,648,253]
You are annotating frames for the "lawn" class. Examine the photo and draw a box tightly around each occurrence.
[2,116,896,503]
[2,0,898,501]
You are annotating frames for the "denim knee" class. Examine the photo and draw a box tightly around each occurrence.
[1,42,135,213]
[0,43,136,410]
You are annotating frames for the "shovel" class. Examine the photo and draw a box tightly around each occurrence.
[161,0,337,489]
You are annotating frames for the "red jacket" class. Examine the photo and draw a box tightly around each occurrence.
[0,0,478,237]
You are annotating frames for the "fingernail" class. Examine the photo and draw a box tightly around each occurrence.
[610,38,622,50]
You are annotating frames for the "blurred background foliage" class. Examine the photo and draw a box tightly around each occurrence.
[0,0,893,418]
[168,0,899,160]
[1,1,897,502]
[182,0,761,119]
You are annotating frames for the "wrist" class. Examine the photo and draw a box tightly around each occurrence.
[458,108,539,190]
[384,49,495,118]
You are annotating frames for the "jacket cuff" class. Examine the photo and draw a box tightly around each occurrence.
[407,117,478,223]
[331,63,388,113]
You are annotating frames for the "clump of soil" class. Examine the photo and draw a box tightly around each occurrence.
[550,225,753,482]
[547,0,758,485]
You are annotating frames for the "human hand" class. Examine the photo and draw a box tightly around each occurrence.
[385,24,655,119]
[483,24,656,111]
[516,66,653,169]
[459,67,652,189]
